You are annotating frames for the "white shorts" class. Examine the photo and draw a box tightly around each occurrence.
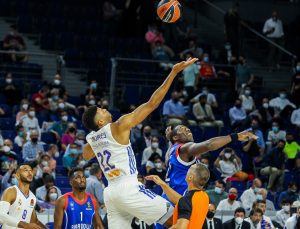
[104,176,173,229]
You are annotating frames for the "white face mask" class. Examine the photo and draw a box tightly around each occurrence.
[58,103,65,109]
[79,160,86,167]
[22,104,29,110]
[256,194,263,200]
[89,100,96,105]
[41,161,48,167]
[154,162,162,169]
[54,151,60,158]
[283,205,290,212]
[29,111,35,117]
[6,78,12,84]
[54,79,61,85]
[224,153,231,159]
[49,193,58,201]
[61,115,68,122]
[11,177,18,185]
[151,142,159,149]
[263,103,269,109]
[235,217,243,225]
[3,146,11,152]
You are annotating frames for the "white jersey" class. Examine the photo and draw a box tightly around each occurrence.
[1,185,36,229]
[86,123,138,183]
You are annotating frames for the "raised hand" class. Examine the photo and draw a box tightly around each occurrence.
[172,57,198,74]
[237,131,258,141]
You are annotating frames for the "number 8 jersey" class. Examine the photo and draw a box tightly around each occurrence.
[86,123,138,183]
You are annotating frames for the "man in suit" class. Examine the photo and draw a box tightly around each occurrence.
[223,207,250,229]
[202,203,223,229]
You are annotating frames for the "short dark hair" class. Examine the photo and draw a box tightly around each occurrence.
[199,94,207,101]
[90,164,101,175]
[235,207,246,215]
[216,179,226,188]
[288,182,297,188]
[281,199,292,205]
[43,174,55,183]
[16,162,33,171]
[249,208,263,216]
[82,105,99,131]
[256,199,266,205]
[68,167,84,179]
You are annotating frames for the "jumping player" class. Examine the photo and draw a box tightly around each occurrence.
[81,58,198,228]
[155,125,256,228]
[0,163,47,229]
[54,167,104,229]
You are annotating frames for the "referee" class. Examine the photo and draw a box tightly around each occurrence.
[146,163,210,229]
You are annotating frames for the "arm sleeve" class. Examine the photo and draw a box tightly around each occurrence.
[177,197,192,220]
[0,201,20,227]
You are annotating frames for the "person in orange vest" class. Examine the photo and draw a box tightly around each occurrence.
[146,163,210,229]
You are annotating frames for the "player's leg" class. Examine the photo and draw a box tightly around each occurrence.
[118,183,174,226]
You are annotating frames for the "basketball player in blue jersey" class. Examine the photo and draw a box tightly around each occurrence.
[54,167,104,229]
[155,125,256,229]
[81,58,200,228]
[0,163,47,229]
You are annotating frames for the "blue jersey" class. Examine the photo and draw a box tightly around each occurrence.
[165,143,197,195]
[62,192,96,229]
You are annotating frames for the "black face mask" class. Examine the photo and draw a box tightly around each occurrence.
[286,140,293,144]
[172,98,179,103]
[69,127,76,133]
[206,211,215,219]
[235,104,241,108]
[200,101,206,106]
[144,132,151,138]
[251,125,258,130]
[31,138,38,143]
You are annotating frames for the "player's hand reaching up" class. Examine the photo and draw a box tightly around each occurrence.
[145,175,166,187]
[237,131,258,141]
[172,57,198,74]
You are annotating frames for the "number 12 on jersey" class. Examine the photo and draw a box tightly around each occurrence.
[97,150,115,171]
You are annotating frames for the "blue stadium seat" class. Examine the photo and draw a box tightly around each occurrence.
[60,187,72,194]
[230,180,246,192]
[0,104,12,116]
[2,130,16,140]
[0,94,6,104]
[56,165,67,176]
[56,176,71,188]
[0,118,14,130]
[189,126,203,143]
[41,132,56,144]
[203,127,219,140]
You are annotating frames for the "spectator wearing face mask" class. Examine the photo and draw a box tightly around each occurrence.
[63,143,79,171]
[277,182,299,207]
[253,97,276,131]
[14,125,27,147]
[74,130,86,152]
[214,147,249,182]
[182,52,199,100]
[61,123,77,151]
[85,80,104,99]
[284,201,300,229]
[216,187,241,211]
[0,162,17,195]
[141,136,162,166]
[252,200,275,229]
[240,178,262,211]
[284,132,300,160]
[260,140,286,191]
[199,53,217,79]
[0,139,17,175]
[239,86,256,114]
[206,180,228,207]
[22,130,44,162]
[133,125,152,155]
[148,157,166,184]
[229,99,248,129]
[193,94,224,130]
[49,110,70,141]
[275,199,292,228]
[269,90,296,117]
[49,74,66,97]
[145,153,164,174]
[15,99,29,125]
[244,208,263,229]
[0,72,22,106]
[36,153,55,179]
[203,203,223,229]
[86,164,105,216]
[257,188,276,212]
[266,121,286,150]
[190,87,218,109]
[49,88,60,112]
[236,56,255,91]
[46,144,58,171]
[20,106,41,138]
[42,186,59,209]
[291,62,300,106]
[36,174,61,202]
[223,207,251,229]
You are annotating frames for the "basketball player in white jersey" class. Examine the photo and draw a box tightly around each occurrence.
[0,163,46,229]
[81,58,199,228]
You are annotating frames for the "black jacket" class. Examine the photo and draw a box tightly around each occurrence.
[202,218,223,229]
[223,219,250,229]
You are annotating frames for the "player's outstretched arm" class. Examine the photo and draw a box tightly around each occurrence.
[113,58,198,131]
[54,196,66,229]
[181,132,257,157]
[170,219,189,229]
[0,187,41,229]
[93,202,105,229]
[145,175,182,204]
[83,143,95,160]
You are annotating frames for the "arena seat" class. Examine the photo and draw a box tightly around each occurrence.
[0,118,14,130]
[41,132,56,144]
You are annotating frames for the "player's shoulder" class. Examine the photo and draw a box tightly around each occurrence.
[56,193,67,209]
[2,185,17,203]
